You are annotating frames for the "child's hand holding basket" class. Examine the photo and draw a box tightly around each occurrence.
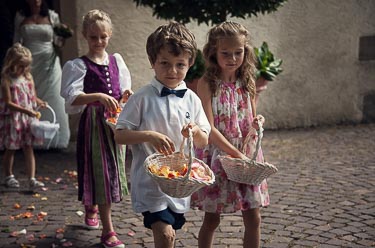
[144,129,215,198]
[218,121,278,185]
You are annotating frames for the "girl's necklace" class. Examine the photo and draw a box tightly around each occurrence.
[86,53,107,64]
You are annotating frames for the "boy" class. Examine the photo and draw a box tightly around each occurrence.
[114,22,210,248]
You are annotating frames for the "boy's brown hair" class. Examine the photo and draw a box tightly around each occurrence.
[146,21,197,66]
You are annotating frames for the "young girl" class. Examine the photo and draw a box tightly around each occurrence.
[60,10,132,248]
[0,43,46,188]
[191,21,270,248]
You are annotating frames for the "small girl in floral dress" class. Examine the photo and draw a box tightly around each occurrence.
[191,21,270,248]
[0,43,46,188]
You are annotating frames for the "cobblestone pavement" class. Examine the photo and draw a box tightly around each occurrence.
[0,124,374,248]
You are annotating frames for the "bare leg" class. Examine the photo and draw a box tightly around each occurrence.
[23,145,35,179]
[242,208,261,248]
[3,149,15,177]
[151,221,175,248]
[198,212,220,248]
[99,204,121,243]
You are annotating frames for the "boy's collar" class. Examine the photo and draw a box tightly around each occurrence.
[151,77,187,95]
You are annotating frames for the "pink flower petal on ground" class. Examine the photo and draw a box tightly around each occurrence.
[56,233,64,239]
[127,231,135,237]
[62,241,73,247]
[27,234,35,241]
[60,185,68,190]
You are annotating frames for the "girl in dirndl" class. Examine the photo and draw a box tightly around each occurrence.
[60,10,132,248]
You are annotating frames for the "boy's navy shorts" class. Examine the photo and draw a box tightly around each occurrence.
[142,207,186,230]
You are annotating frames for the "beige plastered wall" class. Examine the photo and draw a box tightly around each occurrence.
[59,0,375,130]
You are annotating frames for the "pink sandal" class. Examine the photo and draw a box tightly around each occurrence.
[101,231,125,248]
[84,205,99,230]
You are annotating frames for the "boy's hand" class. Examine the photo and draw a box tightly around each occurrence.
[181,123,198,138]
[252,115,265,130]
[150,131,175,155]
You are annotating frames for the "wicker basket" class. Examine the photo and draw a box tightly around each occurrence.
[218,123,277,185]
[30,105,60,149]
[144,129,215,198]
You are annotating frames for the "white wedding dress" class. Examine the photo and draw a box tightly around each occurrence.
[14,10,70,149]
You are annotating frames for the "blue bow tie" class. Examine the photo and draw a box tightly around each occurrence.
[160,87,187,98]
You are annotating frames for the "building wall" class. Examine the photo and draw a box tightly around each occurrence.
[60,0,375,129]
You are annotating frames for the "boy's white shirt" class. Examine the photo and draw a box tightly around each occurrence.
[116,77,211,214]
[60,52,132,114]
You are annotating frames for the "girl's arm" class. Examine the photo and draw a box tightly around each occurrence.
[113,53,134,103]
[72,93,119,113]
[31,78,47,108]
[115,128,176,155]
[197,78,248,160]
[1,78,37,117]
[250,94,265,130]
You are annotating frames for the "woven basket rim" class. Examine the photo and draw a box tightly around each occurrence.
[145,152,215,185]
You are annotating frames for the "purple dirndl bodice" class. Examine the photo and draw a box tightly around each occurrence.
[81,55,122,99]
[76,55,128,206]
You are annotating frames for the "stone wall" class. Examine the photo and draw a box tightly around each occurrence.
[60,0,375,129]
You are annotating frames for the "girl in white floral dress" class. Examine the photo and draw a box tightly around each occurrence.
[0,43,46,188]
[191,21,270,248]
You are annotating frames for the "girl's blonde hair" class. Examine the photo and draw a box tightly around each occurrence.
[82,9,112,34]
[202,21,257,98]
[1,43,32,82]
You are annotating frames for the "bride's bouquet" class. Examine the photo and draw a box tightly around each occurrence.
[53,23,74,48]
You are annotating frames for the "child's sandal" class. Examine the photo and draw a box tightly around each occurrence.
[4,175,20,188]
[29,178,45,188]
[101,231,125,248]
[84,205,99,230]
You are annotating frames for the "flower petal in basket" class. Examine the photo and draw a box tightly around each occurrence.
[105,119,116,131]
[144,152,215,198]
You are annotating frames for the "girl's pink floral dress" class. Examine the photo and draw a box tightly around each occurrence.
[191,81,270,213]
[0,76,42,150]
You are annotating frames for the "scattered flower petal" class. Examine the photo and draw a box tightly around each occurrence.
[27,234,35,241]
[127,231,135,237]
[60,185,68,190]
[10,228,27,237]
[76,210,84,217]
[62,241,73,247]
[32,193,41,198]
[26,205,35,211]
[14,203,21,209]
[56,233,64,239]
[39,233,47,239]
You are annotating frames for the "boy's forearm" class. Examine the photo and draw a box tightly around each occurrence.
[114,129,154,145]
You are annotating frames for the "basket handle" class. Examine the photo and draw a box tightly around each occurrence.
[178,128,193,181]
[242,121,263,161]
[36,105,56,124]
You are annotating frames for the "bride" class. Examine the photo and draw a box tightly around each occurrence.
[13,0,70,149]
